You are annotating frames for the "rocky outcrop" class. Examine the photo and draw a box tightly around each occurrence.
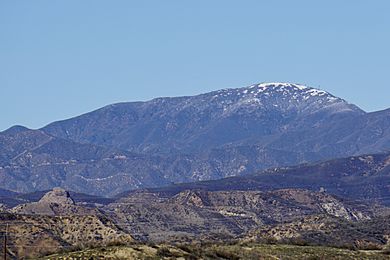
[11,188,94,216]
[39,187,75,205]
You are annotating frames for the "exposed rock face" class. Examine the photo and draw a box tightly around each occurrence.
[109,189,377,242]
[171,190,210,207]
[11,188,94,216]
[39,187,75,205]
[271,189,370,221]
[245,214,390,249]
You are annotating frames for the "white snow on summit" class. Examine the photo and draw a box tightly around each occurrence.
[172,81,365,121]
[255,82,328,96]
[205,82,359,116]
[212,82,338,102]
[257,82,308,91]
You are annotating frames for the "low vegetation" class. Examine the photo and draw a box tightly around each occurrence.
[40,243,390,260]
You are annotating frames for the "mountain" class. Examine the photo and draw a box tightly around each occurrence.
[131,151,390,206]
[42,83,366,155]
[41,82,389,159]
[0,126,302,195]
[0,126,299,195]
[1,82,389,196]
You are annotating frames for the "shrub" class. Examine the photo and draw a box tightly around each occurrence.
[214,249,240,260]
[382,247,390,255]
[156,246,173,257]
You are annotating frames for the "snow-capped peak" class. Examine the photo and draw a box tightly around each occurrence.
[211,82,335,100]
[253,82,327,95]
[242,82,340,101]
[256,82,308,90]
[204,82,364,116]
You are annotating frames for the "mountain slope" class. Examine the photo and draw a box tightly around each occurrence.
[0,128,171,195]
[42,83,367,155]
[1,127,309,195]
[108,188,377,242]
[124,152,390,206]
[1,83,389,196]
[246,214,390,250]
[0,212,133,259]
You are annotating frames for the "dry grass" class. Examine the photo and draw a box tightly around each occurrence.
[40,243,390,260]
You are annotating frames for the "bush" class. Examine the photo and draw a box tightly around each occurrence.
[214,250,240,260]
[382,247,390,255]
[106,240,128,247]
[355,243,382,251]
[156,246,173,257]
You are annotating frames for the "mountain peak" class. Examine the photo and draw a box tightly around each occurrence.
[245,82,334,99]
[257,82,309,89]
[207,82,362,117]
[211,82,338,102]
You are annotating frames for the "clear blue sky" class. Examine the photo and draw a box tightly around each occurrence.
[1,0,389,131]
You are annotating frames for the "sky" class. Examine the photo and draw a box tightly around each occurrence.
[1,0,389,131]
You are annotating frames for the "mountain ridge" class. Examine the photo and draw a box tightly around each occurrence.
[40,82,365,154]
[126,151,390,205]
[0,82,389,196]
